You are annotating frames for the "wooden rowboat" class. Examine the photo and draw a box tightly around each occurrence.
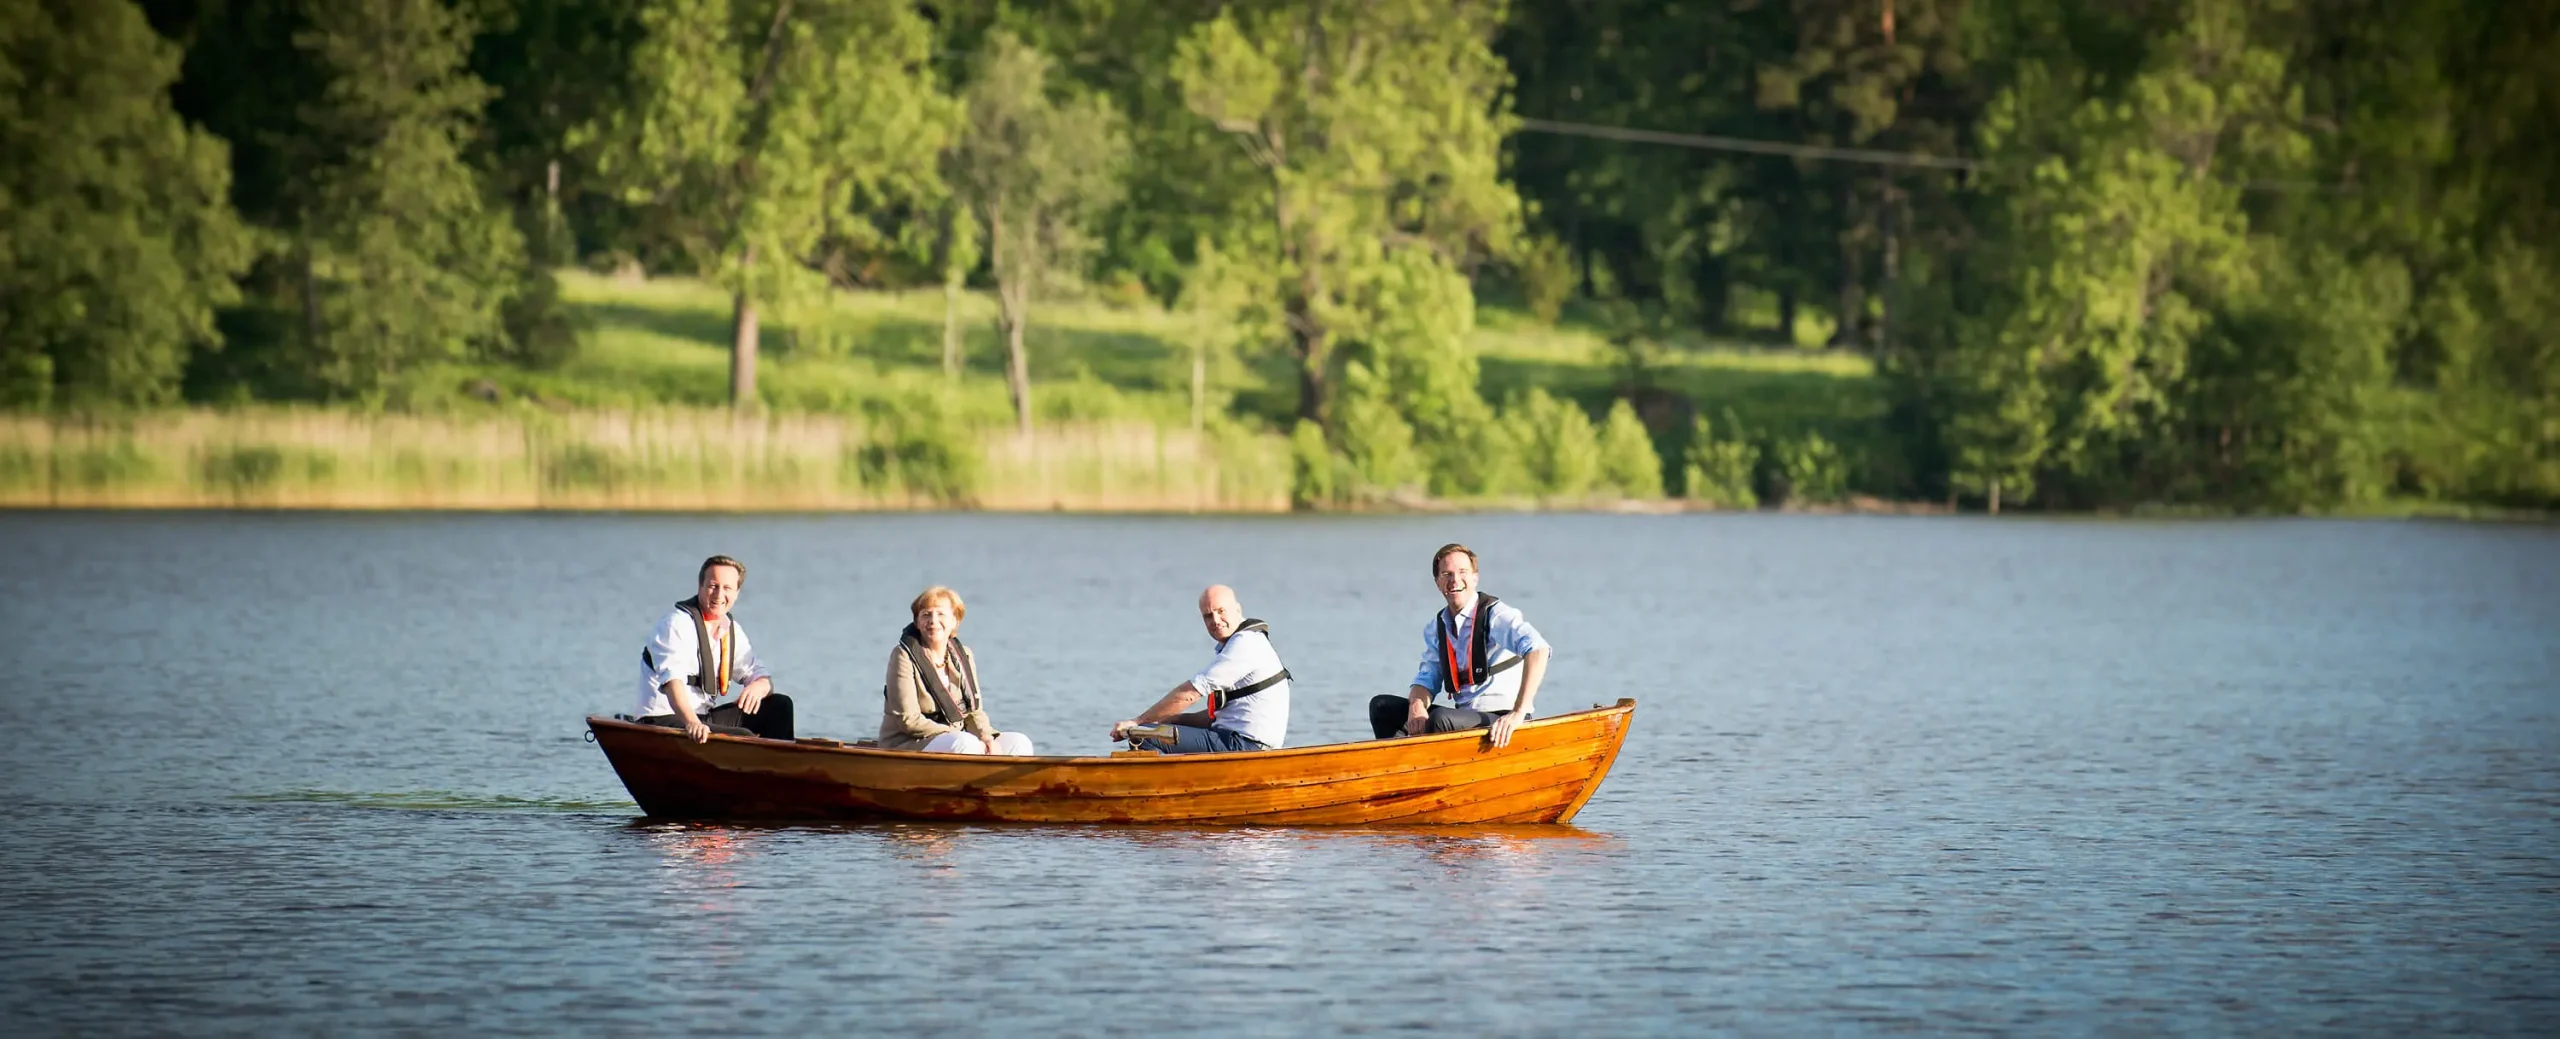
[587,698,1636,825]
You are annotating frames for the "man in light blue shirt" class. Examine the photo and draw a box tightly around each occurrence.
[1109,585,1291,753]
[1370,543,1551,747]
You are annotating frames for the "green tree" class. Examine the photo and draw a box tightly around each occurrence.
[951,30,1129,435]
[1954,0,2307,504]
[1173,0,1522,428]
[1683,412,1761,509]
[285,0,526,397]
[587,0,949,408]
[1943,347,2048,512]
[1332,360,1425,500]
[1775,430,1849,505]
[1,0,256,408]
[935,203,979,380]
[1597,398,1665,497]
[1506,387,1601,498]
[467,0,643,368]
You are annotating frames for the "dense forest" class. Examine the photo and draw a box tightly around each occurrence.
[4,0,2555,512]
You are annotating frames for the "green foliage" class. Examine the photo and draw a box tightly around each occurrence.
[287,0,527,398]
[494,267,585,369]
[1597,398,1664,498]
[953,29,1131,434]
[2409,250,2560,505]
[1173,0,1521,425]
[1516,234,1576,326]
[57,439,159,488]
[0,0,255,408]
[1287,417,1335,507]
[1683,412,1760,509]
[10,0,2553,514]
[1505,388,1602,499]
[857,389,980,505]
[1330,362,1424,501]
[585,0,951,403]
[1774,431,1848,505]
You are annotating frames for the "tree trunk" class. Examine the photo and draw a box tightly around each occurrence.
[1988,478,2002,515]
[297,241,325,361]
[1696,255,1731,333]
[729,244,759,409]
[1192,336,1207,433]
[988,213,1033,437]
[942,265,964,380]
[1778,284,1799,345]
[1272,174,1330,429]
[1832,181,1864,349]
[938,206,965,380]
[1001,297,1031,436]
[1288,288,1329,429]
[1877,174,1899,357]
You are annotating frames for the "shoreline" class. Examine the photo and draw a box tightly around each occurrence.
[6,409,2546,521]
[5,497,2543,522]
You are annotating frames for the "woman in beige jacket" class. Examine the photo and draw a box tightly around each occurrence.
[878,586,1035,754]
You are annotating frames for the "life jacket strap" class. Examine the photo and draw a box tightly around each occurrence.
[1208,619,1286,719]
[649,598,733,697]
[1438,594,1505,693]
[1211,668,1292,715]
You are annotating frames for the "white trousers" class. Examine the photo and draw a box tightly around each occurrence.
[921,730,1035,756]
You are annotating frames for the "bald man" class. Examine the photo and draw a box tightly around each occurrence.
[1108,585,1293,754]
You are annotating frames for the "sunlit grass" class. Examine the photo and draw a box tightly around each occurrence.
[0,272,1895,511]
[0,408,1288,511]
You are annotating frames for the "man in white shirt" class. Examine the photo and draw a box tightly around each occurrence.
[1109,585,1291,753]
[1370,543,1551,748]
[633,555,792,742]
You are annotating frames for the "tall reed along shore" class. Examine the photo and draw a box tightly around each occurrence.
[0,409,1292,513]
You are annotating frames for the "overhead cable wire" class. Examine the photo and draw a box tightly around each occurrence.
[1516,117,1985,171]
[1516,116,2348,193]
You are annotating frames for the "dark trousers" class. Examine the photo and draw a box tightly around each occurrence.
[640,693,794,741]
[1368,694,1510,739]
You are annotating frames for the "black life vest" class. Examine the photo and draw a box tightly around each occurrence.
[1209,619,1291,716]
[641,597,734,698]
[895,624,981,726]
[1437,594,1522,696]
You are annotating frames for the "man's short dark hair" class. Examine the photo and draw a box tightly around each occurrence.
[699,555,746,583]
[1431,543,1478,576]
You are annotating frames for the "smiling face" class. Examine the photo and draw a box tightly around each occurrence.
[1432,548,1478,610]
[1198,585,1241,642]
[914,599,959,647]
[697,563,743,623]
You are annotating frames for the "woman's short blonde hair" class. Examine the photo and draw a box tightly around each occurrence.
[910,585,966,622]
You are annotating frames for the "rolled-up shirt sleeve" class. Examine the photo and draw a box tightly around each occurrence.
[1497,606,1549,657]
[1190,633,1265,693]
[1412,617,1445,694]
[645,612,694,692]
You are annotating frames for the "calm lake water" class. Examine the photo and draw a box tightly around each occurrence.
[1,510,2555,1034]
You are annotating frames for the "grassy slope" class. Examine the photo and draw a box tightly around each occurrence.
[437,270,1882,449]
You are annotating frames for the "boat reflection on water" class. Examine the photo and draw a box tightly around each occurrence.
[1072,822,1614,850]
[630,821,761,901]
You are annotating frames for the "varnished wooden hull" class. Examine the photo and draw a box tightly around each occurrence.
[587,699,1636,824]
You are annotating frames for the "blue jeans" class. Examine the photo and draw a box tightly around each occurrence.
[1139,724,1269,754]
